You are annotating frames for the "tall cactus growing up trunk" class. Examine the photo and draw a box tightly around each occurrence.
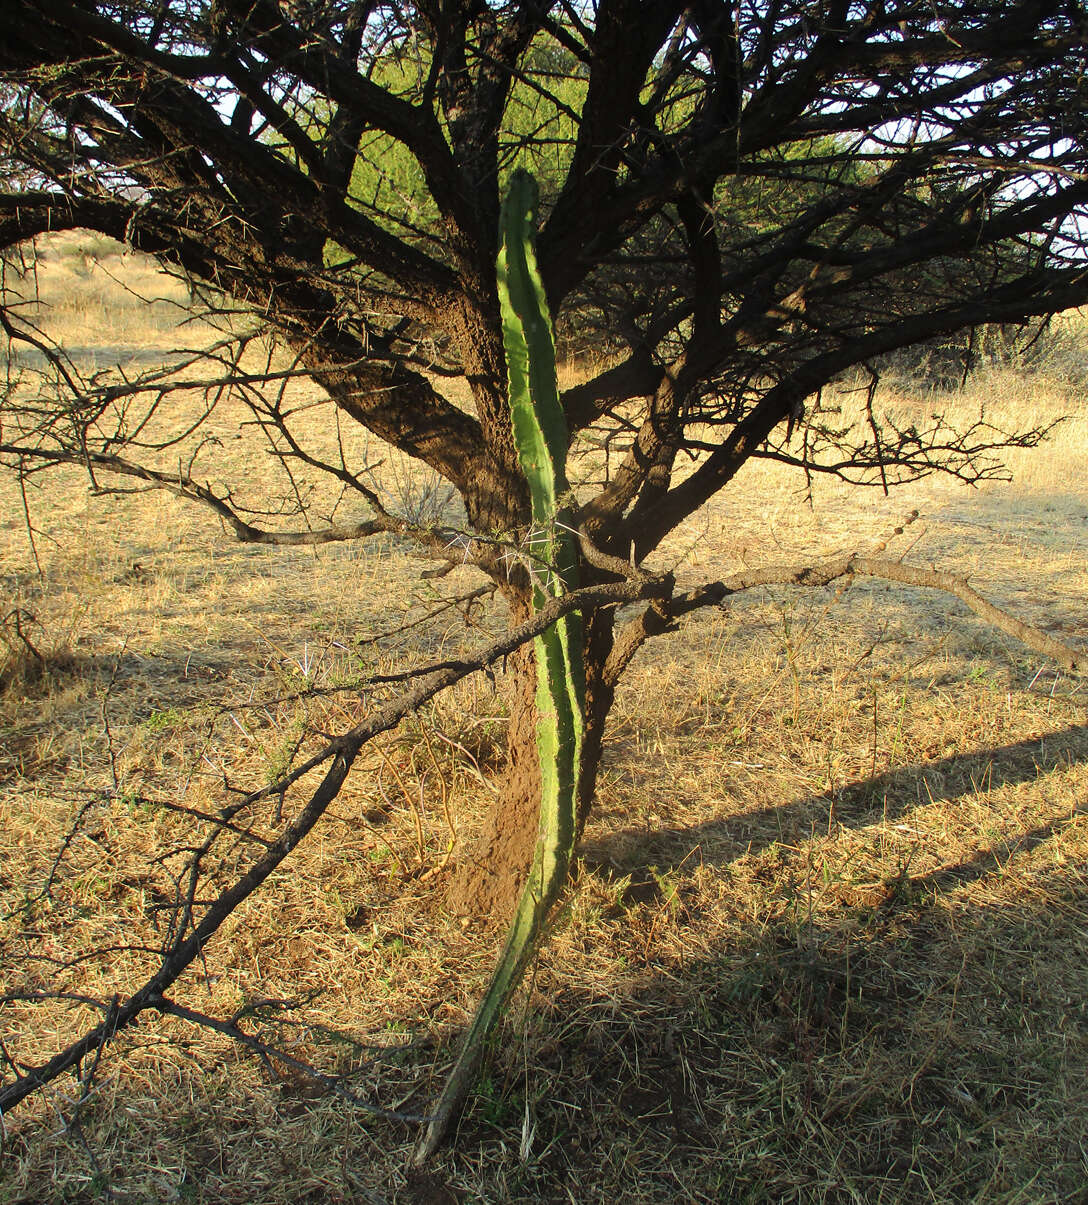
[414,171,584,1163]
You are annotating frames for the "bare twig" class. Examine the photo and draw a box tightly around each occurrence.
[850,556,1083,673]
[2,548,1079,1119]
[0,575,668,1116]
[156,999,429,1123]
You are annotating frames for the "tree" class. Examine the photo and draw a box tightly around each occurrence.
[1,0,1086,1150]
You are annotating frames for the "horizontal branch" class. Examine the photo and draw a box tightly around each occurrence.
[850,556,1083,673]
[0,442,403,546]
[671,555,1083,674]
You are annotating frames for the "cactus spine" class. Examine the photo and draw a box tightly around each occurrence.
[414,170,584,1162]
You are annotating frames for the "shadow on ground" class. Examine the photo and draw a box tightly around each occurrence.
[3,725,1085,1204]
[425,781,1087,1203]
[583,722,1088,898]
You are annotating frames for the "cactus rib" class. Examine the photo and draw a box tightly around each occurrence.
[413,170,584,1163]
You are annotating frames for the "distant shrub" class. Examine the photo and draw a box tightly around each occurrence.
[878,312,1088,390]
[53,232,125,269]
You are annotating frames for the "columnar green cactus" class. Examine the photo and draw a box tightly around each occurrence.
[497,168,584,907]
[414,170,584,1161]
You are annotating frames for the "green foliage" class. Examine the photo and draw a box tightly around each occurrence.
[334,33,586,267]
[501,42,587,194]
[141,706,184,733]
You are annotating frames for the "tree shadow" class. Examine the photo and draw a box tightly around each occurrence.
[4,730,1086,1202]
[582,723,1088,899]
[0,645,240,784]
[455,843,1088,1203]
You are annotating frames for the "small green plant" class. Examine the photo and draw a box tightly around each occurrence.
[649,864,681,911]
[142,706,184,733]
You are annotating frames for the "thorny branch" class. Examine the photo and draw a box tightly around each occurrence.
[0,575,668,1116]
[2,550,1081,1116]
[3,0,1088,547]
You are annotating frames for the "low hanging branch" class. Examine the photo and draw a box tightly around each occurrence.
[0,574,659,1117]
[1,545,1080,1121]
[850,557,1082,673]
[671,554,1082,674]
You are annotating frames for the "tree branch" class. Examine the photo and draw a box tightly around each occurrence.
[670,554,1084,674]
[0,573,669,1117]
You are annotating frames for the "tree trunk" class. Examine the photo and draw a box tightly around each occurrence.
[444,637,541,920]
[443,605,617,920]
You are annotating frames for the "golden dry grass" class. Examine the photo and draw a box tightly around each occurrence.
[0,244,1086,1203]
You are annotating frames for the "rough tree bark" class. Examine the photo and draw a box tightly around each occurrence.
[445,622,542,920]
[445,598,620,918]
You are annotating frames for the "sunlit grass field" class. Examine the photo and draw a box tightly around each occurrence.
[0,237,1085,1203]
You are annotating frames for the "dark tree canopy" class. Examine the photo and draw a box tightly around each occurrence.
[2,0,1086,552]
[2,0,1088,1147]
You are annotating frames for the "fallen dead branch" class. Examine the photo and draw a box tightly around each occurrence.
[1,554,1081,1128]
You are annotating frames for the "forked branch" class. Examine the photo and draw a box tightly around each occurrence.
[3,547,1079,1123]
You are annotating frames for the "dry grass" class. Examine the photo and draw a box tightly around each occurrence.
[1,231,191,355]
[0,248,1086,1204]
